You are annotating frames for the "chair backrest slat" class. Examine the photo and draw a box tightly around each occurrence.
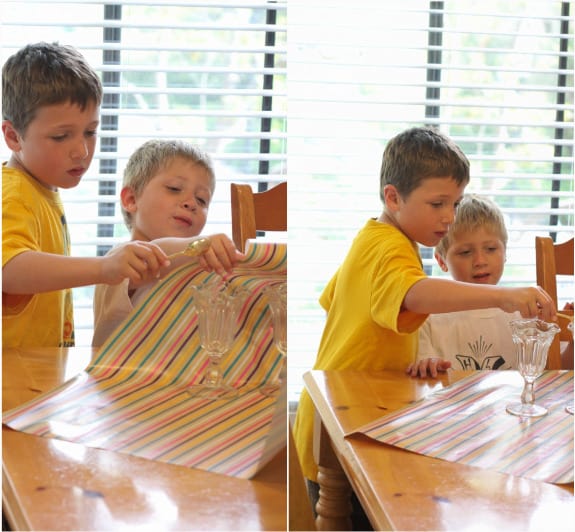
[231,182,287,252]
[535,236,574,370]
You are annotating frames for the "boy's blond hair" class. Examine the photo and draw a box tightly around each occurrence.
[380,126,470,202]
[122,139,216,230]
[2,42,102,134]
[435,194,508,258]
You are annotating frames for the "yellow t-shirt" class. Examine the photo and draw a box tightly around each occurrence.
[293,219,428,481]
[2,164,75,347]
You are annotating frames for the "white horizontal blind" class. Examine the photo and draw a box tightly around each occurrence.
[288,0,574,403]
[1,0,287,346]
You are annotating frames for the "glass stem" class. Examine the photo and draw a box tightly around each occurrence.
[204,354,223,387]
[521,380,534,405]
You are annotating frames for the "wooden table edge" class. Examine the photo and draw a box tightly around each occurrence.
[3,456,32,531]
[303,370,394,531]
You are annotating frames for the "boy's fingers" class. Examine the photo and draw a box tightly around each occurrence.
[438,360,451,372]
[207,246,234,273]
[146,244,169,267]
[417,362,429,378]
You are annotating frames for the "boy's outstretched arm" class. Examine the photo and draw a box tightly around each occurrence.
[2,241,169,295]
[403,278,556,322]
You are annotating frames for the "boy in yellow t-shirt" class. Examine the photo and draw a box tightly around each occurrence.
[292,126,556,527]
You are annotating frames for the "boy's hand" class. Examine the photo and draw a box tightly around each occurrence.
[406,357,452,378]
[501,286,556,322]
[102,241,169,285]
[194,234,245,276]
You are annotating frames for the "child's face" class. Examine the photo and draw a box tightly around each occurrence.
[5,101,99,191]
[386,176,465,247]
[125,157,213,241]
[437,227,506,285]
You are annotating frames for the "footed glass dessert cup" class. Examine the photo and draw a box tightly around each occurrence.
[187,280,248,400]
[259,282,287,398]
[506,318,560,418]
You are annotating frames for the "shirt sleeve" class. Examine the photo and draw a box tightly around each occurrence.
[2,196,39,267]
[370,237,428,334]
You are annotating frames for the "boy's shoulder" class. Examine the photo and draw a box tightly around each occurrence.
[3,165,30,194]
[359,218,414,248]
[3,166,57,203]
[3,165,25,194]
[344,219,421,269]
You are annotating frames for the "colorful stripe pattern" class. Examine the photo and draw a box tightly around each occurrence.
[347,370,573,484]
[3,242,287,479]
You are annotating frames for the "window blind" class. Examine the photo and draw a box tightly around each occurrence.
[1,0,287,346]
[288,0,574,403]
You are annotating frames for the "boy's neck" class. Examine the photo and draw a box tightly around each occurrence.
[377,210,398,228]
[376,211,418,248]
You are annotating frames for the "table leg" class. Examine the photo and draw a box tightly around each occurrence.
[313,414,353,531]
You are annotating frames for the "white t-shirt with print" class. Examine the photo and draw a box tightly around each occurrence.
[417,308,522,370]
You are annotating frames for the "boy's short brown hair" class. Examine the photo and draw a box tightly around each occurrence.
[2,42,103,134]
[122,139,216,229]
[435,194,508,258]
[379,127,470,202]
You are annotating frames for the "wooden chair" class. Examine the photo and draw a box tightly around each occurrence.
[231,180,314,527]
[230,181,287,252]
[535,236,574,369]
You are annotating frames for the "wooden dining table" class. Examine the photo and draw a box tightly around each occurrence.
[2,346,286,531]
[304,369,574,531]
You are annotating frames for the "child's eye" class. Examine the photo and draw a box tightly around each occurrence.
[166,186,181,193]
[430,202,443,208]
[51,134,67,142]
[85,130,98,137]
[196,196,208,206]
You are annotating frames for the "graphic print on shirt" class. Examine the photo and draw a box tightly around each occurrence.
[455,335,506,370]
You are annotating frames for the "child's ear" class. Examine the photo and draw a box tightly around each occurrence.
[383,184,401,211]
[435,251,449,272]
[2,121,22,151]
[120,186,138,213]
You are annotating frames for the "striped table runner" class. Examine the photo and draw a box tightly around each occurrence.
[347,370,573,484]
[3,242,287,479]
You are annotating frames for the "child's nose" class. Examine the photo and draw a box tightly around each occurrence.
[182,198,197,210]
[473,250,487,265]
[443,208,456,225]
[71,139,89,160]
